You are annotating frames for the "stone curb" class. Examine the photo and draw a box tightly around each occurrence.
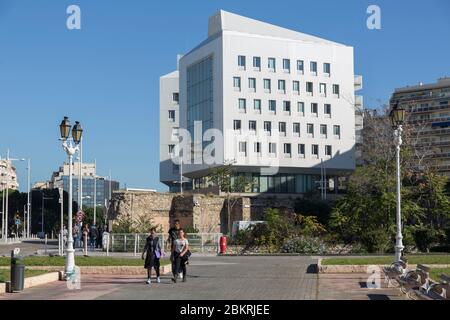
[0,265,172,275]
[317,259,450,274]
[1,272,61,294]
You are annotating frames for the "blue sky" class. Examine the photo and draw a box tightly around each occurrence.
[0,0,449,192]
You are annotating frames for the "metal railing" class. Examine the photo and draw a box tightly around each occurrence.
[105,233,222,256]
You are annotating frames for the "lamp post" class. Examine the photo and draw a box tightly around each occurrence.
[59,116,83,278]
[389,103,406,262]
[26,159,31,239]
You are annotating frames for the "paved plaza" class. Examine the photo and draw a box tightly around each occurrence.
[0,255,405,300]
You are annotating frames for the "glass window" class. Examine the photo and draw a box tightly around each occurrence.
[269,143,277,154]
[268,58,276,71]
[306,82,313,94]
[333,84,340,95]
[310,61,317,73]
[168,110,176,122]
[283,59,290,71]
[253,56,261,69]
[320,83,327,95]
[320,124,327,135]
[284,143,291,154]
[233,77,241,89]
[311,103,318,114]
[238,55,246,68]
[297,60,304,72]
[279,122,286,133]
[168,144,175,154]
[293,81,300,92]
[307,123,314,135]
[325,145,332,156]
[324,104,331,115]
[238,98,246,110]
[269,100,276,112]
[333,125,341,136]
[293,123,300,134]
[173,92,179,103]
[278,80,286,91]
[312,144,319,156]
[254,99,261,111]
[264,121,272,133]
[249,78,256,90]
[233,120,241,130]
[298,102,305,114]
[324,63,331,74]
[254,142,261,153]
[264,79,271,91]
[298,144,305,155]
[249,120,257,131]
[283,101,291,112]
[239,142,247,154]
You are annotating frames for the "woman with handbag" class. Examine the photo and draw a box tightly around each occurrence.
[142,227,162,285]
[172,229,190,283]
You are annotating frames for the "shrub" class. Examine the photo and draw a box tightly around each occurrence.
[412,226,443,252]
[282,236,327,254]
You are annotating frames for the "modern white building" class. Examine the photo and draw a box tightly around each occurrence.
[160,10,363,194]
[0,159,19,190]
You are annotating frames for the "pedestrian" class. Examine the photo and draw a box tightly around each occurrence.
[168,219,182,279]
[89,224,99,251]
[97,225,103,249]
[171,229,190,283]
[73,225,79,248]
[63,225,68,247]
[83,224,89,256]
[142,227,162,285]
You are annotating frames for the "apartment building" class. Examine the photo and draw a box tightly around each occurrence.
[160,10,362,194]
[391,77,450,177]
[0,159,19,190]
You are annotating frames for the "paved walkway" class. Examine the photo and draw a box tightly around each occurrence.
[0,256,404,300]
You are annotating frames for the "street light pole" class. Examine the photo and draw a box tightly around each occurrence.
[27,159,31,238]
[93,159,97,226]
[59,117,83,278]
[390,103,406,263]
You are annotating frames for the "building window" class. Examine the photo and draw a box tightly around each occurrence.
[293,123,300,135]
[283,59,290,72]
[173,92,179,103]
[320,124,328,137]
[298,144,305,156]
[312,144,319,156]
[278,80,286,93]
[324,104,331,116]
[307,123,314,137]
[306,82,313,95]
[269,143,277,155]
[269,100,276,112]
[279,122,286,135]
[268,57,276,71]
[263,79,271,92]
[254,142,261,153]
[238,98,246,111]
[323,63,331,75]
[253,56,261,70]
[168,144,175,155]
[311,103,318,115]
[297,60,304,73]
[293,81,300,93]
[310,61,317,74]
[284,143,291,155]
[283,101,291,112]
[333,125,341,138]
[248,78,256,91]
[254,99,261,111]
[325,145,332,156]
[168,110,176,122]
[238,55,246,69]
[249,120,257,131]
[239,142,247,155]
[233,77,241,90]
[264,121,272,134]
[319,83,327,96]
[233,120,241,131]
[298,102,305,115]
[333,84,340,97]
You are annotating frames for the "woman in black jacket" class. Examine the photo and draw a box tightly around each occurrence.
[142,227,162,285]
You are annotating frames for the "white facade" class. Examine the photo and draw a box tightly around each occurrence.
[162,10,362,193]
[0,159,19,190]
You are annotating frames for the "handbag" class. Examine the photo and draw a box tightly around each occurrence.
[182,250,192,260]
[155,248,162,259]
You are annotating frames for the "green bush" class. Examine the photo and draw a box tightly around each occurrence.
[282,236,327,254]
[413,226,443,252]
[360,229,392,253]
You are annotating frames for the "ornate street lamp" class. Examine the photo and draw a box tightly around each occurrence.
[389,102,405,262]
[59,117,83,280]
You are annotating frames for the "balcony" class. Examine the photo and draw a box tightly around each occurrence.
[354,75,363,91]
[355,95,363,109]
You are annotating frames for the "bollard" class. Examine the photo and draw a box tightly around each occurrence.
[45,234,48,254]
[134,234,137,257]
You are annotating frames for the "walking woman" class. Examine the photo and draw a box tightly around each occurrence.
[172,229,190,283]
[142,227,162,285]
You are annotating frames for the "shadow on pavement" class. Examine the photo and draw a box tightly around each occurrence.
[367,294,390,300]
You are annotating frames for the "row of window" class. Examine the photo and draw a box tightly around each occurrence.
[237,99,332,116]
[233,120,341,137]
[232,77,340,97]
[237,56,331,76]
[238,141,333,157]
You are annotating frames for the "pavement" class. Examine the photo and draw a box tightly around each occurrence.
[0,255,405,300]
[0,239,59,256]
